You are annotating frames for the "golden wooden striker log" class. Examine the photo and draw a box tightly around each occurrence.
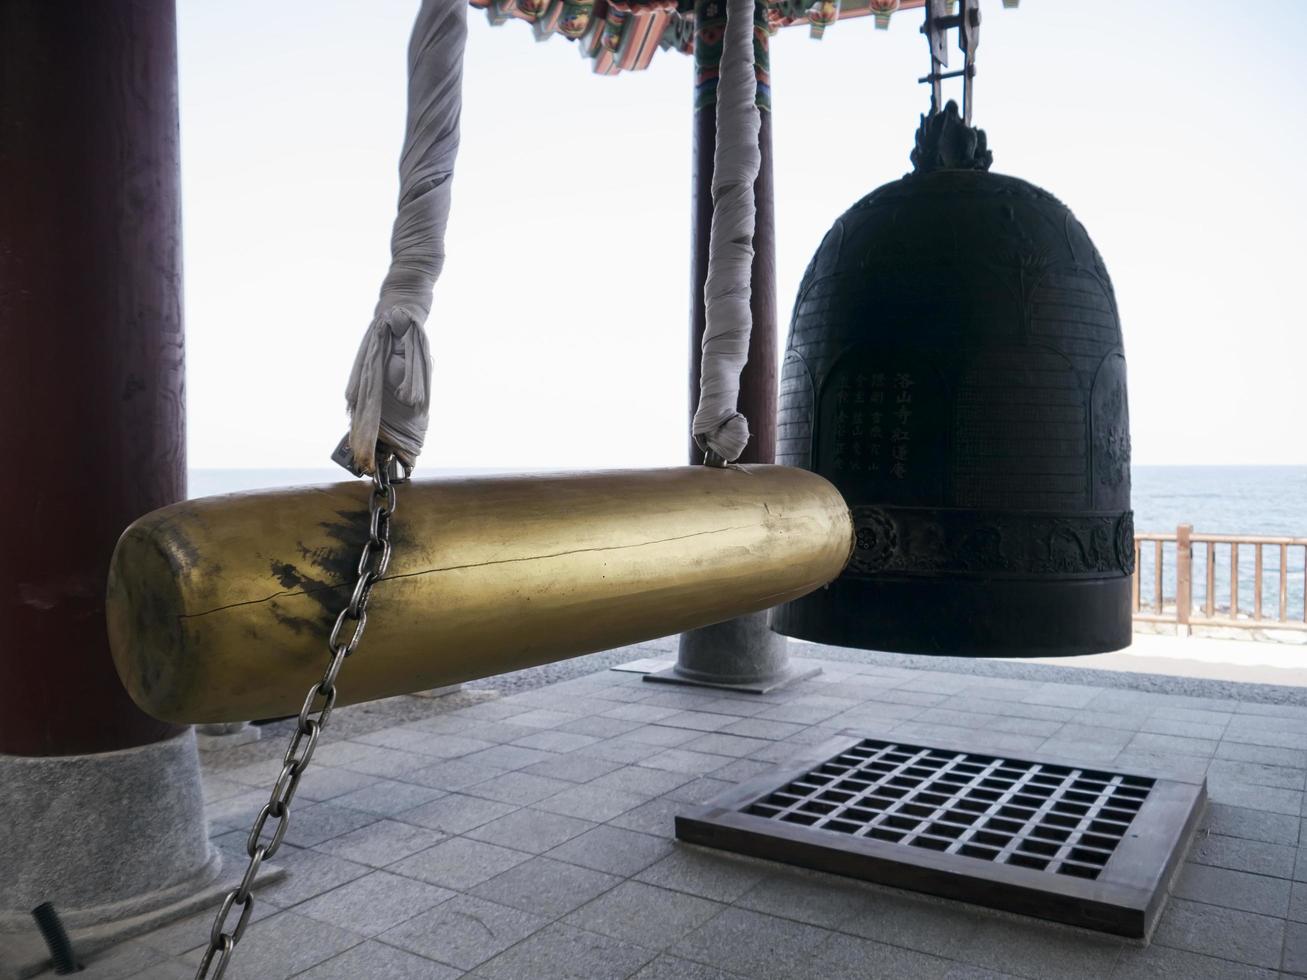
[108,465,853,723]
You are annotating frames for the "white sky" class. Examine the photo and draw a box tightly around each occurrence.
[178,0,1307,469]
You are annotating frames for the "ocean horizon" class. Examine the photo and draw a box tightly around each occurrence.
[187,464,1307,538]
[188,464,1307,623]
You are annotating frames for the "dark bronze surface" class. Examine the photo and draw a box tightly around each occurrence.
[771,106,1132,657]
[676,732,1206,938]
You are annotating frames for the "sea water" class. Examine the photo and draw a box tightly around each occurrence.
[187,465,1307,622]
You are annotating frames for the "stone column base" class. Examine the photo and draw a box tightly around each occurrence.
[0,729,283,980]
[645,612,822,693]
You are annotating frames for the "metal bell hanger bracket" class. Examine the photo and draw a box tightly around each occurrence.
[920,0,980,122]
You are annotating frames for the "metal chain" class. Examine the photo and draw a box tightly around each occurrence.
[194,457,399,980]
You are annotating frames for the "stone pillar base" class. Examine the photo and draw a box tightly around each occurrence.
[0,729,282,980]
[645,611,822,693]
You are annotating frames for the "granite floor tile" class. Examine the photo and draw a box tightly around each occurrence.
[1153,897,1284,969]
[621,725,708,748]
[1284,920,1307,975]
[670,907,836,979]
[379,894,548,971]
[640,749,734,776]
[664,777,734,805]
[634,847,768,903]
[510,729,601,753]
[546,825,676,877]
[575,739,661,765]
[602,702,683,723]
[627,954,745,979]
[564,880,724,949]
[1112,749,1211,782]
[586,765,695,799]
[463,770,575,805]
[294,869,454,935]
[459,744,562,772]
[1138,716,1229,741]
[293,940,461,979]
[1021,684,1104,709]
[1171,862,1292,916]
[658,711,738,733]
[398,792,518,835]
[465,806,597,853]
[404,733,501,759]
[708,758,775,783]
[256,848,374,909]
[472,922,656,980]
[1215,739,1307,770]
[1042,723,1136,748]
[816,931,953,980]
[469,855,623,917]
[117,959,199,980]
[1111,943,1280,979]
[1200,803,1302,846]
[313,817,446,867]
[1221,726,1307,751]
[558,715,647,738]
[333,745,438,779]
[330,778,446,816]
[1191,832,1298,878]
[1292,881,1307,923]
[957,916,1123,980]
[510,708,584,728]
[350,725,437,750]
[607,796,682,838]
[1209,780,1304,816]
[735,867,878,929]
[521,752,625,784]
[839,888,986,959]
[178,911,363,980]
[404,759,505,792]
[454,720,550,744]
[389,836,532,890]
[534,784,647,821]
[718,718,807,741]
[680,733,773,759]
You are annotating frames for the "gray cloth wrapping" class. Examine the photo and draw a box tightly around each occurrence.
[345,0,759,471]
[345,0,467,474]
[691,0,761,463]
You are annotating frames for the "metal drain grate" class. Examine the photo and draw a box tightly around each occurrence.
[676,733,1206,938]
[745,738,1152,880]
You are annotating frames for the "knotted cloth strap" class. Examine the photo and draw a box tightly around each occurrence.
[691,0,761,464]
[345,0,467,474]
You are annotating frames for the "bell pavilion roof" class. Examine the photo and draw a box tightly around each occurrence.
[467,0,1017,76]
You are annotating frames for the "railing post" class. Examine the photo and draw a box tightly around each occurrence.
[1175,524,1193,636]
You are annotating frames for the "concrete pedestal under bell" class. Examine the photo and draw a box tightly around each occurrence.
[645,611,822,693]
[0,729,281,980]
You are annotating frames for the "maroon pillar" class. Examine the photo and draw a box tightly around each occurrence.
[0,1,186,756]
[688,1,777,466]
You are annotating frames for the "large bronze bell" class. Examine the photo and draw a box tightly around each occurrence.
[770,103,1133,657]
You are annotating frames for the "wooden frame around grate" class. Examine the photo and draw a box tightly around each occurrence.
[675,732,1206,938]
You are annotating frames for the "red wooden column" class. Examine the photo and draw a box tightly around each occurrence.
[649,0,819,692]
[0,6,222,954]
[0,2,185,756]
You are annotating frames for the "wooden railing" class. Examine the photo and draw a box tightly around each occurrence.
[1133,525,1307,633]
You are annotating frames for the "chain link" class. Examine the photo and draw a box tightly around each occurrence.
[194,458,399,980]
